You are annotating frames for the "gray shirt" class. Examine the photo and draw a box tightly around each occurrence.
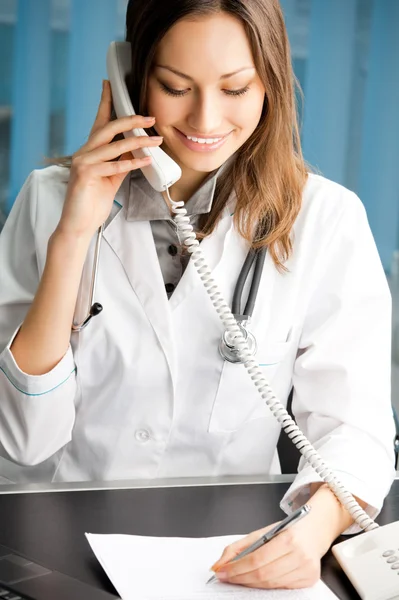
[126,168,220,297]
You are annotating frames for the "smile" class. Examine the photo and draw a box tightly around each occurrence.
[174,128,231,152]
[186,135,223,144]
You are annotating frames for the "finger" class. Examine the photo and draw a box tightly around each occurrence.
[117,151,134,162]
[216,527,299,581]
[107,150,148,184]
[88,155,152,178]
[86,115,156,152]
[211,525,276,572]
[78,136,163,166]
[90,80,112,136]
[219,549,296,585]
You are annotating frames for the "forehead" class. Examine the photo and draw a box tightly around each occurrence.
[153,13,255,79]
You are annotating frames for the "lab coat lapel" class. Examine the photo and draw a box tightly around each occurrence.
[169,209,234,312]
[103,208,177,384]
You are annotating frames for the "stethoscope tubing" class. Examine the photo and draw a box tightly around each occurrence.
[219,246,266,363]
[232,247,267,318]
[71,224,267,363]
[71,224,104,332]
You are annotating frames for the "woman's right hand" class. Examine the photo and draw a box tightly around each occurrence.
[56,79,163,240]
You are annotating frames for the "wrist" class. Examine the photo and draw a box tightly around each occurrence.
[307,483,367,541]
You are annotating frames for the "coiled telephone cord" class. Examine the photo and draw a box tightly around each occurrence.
[166,186,377,533]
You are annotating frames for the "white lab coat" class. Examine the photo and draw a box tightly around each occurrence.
[0,166,395,529]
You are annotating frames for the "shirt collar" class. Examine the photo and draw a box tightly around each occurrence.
[125,161,230,222]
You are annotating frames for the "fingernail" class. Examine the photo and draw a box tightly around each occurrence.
[143,116,155,122]
[210,562,219,572]
[151,136,163,141]
[216,571,227,581]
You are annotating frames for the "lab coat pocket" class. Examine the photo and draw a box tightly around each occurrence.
[208,340,291,433]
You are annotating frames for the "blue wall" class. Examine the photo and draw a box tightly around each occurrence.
[1,0,399,272]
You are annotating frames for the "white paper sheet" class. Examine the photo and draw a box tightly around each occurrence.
[86,533,338,600]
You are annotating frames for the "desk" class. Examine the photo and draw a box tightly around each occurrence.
[0,475,398,600]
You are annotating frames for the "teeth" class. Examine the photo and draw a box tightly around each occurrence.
[186,135,222,144]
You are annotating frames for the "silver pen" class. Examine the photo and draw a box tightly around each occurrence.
[206,503,311,584]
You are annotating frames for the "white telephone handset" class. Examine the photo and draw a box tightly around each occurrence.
[106,41,182,191]
[107,41,398,600]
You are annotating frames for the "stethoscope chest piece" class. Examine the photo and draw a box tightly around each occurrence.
[218,245,266,364]
[219,322,257,364]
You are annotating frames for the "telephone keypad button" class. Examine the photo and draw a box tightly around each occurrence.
[391,563,399,569]
[383,550,395,557]
[386,556,398,563]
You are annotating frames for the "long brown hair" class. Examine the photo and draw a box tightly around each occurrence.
[51,0,308,269]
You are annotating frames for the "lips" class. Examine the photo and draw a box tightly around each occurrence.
[174,128,231,153]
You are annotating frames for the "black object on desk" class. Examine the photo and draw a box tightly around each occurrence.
[0,479,398,600]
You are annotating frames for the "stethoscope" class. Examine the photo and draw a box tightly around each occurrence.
[71,225,104,332]
[71,224,266,364]
[218,246,266,363]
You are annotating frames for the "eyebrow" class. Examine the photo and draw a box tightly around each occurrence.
[154,65,255,81]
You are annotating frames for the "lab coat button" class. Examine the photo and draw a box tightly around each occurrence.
[135,429,150,443]
[165,283,175,293]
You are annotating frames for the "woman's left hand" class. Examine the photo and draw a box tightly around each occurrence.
[210,483,363,590]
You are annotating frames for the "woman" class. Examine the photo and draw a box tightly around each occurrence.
[0,0,395,590]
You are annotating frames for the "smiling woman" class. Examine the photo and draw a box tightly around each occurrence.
[146,14,266,201]
[0,0,396,594]
[126,0,307,265]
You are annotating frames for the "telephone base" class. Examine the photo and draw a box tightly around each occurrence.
[332,520,399,600]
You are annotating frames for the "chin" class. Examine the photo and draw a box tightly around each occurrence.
[177,150,233,173]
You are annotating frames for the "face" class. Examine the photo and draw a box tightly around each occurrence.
[146,12,266,176]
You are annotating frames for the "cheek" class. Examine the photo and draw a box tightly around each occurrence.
[232,93,265,134]
[146,86,182,128]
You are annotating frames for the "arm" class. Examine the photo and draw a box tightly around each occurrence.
[0,171,78,465]
[307,482,367,542]
[281,190,396,533]
[10,228,91,375]
[0,81,161,467]
[209,189,395,590]
[11,82,162,376]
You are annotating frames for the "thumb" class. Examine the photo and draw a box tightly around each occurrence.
[90,80,112,136]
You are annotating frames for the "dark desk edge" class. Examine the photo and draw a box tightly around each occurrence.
[0,474,299,495]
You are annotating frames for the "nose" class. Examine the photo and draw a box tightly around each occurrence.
[186,90,223,134]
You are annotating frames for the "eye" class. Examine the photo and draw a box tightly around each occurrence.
[224,86,250,97]
[160,83,189,97]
